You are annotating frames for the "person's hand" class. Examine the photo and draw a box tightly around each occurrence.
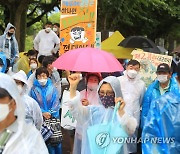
[43,112,51,119]
[115,97,125,117]
[68,73,81,89]
[81,99,89,106]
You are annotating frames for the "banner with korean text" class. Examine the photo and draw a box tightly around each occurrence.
[132,51,172,86]
[60,0,97,54]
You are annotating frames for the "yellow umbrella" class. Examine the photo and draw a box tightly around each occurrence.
[101,31,134,59]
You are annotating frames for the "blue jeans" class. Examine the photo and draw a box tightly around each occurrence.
[47,143,62,154]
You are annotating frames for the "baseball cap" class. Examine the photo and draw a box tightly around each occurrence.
[156,63,171,73]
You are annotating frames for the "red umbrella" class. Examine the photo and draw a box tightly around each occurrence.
[52,47,123,72]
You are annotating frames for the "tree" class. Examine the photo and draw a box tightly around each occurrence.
[97,0,180,46]
[0,0,59,52]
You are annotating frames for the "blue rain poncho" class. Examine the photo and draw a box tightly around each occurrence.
[0,23,19,64]
[0,52,7,73]
[141,89,180,154]
[0,73,48,154]
[30,78,60,118]
[141,78,174,128]
[68,76,137,154]
[28,70,62,98]
[12,70,43,130]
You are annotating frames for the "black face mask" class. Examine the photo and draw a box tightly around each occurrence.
[7,32,13,37]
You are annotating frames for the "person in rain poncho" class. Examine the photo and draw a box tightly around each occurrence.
[80,72,102,106]
[28,55,61,98]
[141,63,174,128]
[67,73,137,154]
[72,73,102,154]
[141,67,180,154]
[0,73,48,154]
[30,67,61,154]
[0,23,19,65]
[27,58,38,79]
[117,60,146,153]
[12,70,43,130]
[17,49,38,74]
[0,52,7,73]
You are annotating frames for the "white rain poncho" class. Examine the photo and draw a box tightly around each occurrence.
[0,73,48,154]
[68,76,137,154]
[12,70,43,130]
[118,70,146,153]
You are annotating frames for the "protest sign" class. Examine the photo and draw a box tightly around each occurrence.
[61,90,77,130]
[60,0,97,54]
[132,51,172,86]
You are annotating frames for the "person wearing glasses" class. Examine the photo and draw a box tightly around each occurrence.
[67,73,137,154]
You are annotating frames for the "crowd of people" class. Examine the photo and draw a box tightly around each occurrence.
[0,22,179,154]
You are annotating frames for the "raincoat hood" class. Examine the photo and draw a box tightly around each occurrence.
[12,70,29,94]
[0,73,25,121]
[97,76,123,101]
[4,23,16,35]
[0,52,7,73]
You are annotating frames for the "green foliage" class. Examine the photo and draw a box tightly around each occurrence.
[25,35,33,51]
[97,0,180,41]
[48,12,61,24]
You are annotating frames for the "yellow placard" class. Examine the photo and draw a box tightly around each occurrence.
[60,0,97,54]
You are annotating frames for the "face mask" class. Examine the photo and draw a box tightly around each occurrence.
[7,32,13,37]
[30,63,37,69]
[53,28,58,32]
[87,82,98,91]
[45,27,51,33]
[99,95,115,108]
[157,75,168,83]
[0,102,12,122]
[17,85,23,94]
[127,70,138,79]
[38,79,48,86]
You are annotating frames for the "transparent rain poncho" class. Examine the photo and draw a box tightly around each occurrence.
[68,76,137,154]
[12,70,43,130]
[0,73,48,154]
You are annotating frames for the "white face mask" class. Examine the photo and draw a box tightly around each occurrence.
[157,75,168,83]
[30,63,37,70]
[38,79,48,86]
[53,28,58,32]
[127,70,138,79]
[0,102,12,122]
[87,82,98,91]
[45,27,51,33]
[17,85,23,95]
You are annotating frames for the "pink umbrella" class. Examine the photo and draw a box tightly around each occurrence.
[52,47,124,72]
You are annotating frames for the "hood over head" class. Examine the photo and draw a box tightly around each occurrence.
[97,76,123,105]
[4,23,16,35]
[0,73,25,122]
